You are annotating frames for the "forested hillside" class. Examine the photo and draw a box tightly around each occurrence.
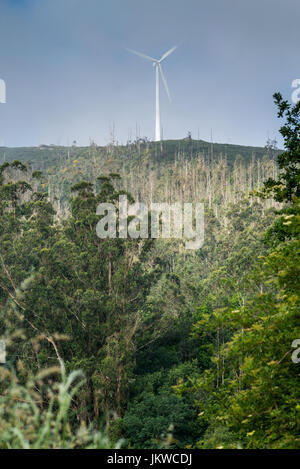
[0,94,299,449]
[0,137,280,218]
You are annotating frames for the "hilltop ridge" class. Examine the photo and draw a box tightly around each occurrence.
[0,138,280,217]
[0,138,280,169]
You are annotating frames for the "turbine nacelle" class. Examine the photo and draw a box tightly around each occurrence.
[126,46,177,102]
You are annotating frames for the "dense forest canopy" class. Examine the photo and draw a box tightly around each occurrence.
[0,94,299,449]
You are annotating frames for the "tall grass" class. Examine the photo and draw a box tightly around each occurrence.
[0,360,122,449]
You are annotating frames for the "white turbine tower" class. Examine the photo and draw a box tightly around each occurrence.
[126,46,177,142]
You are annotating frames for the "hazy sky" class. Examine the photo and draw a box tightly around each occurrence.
[0,0,299,147]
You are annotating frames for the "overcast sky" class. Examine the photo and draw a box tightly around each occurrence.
[0,0,299,147]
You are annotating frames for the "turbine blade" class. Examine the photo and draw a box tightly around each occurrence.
[125,48,157,62]
[159,45,177,63]
[159,64,171,102]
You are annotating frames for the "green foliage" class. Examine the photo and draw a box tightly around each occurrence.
[264,93,300,202]
[176,94,300,449]
[122,362,200,449]
[0,357,120,449]
[123,391,193,449]
[0,115,298,450]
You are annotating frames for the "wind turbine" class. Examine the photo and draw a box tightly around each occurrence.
[126,46,177,142]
